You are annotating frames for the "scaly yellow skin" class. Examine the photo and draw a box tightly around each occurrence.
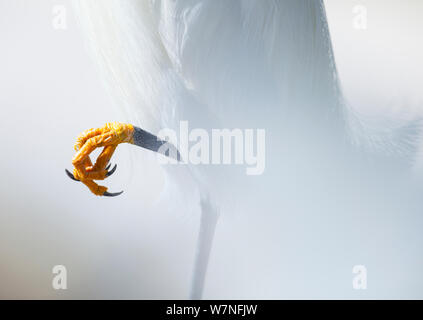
[71,122,134,196]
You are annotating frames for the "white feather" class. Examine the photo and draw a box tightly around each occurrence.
[71,0,422,298]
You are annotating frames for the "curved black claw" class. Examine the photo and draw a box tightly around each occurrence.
[105,163,111,171]
[65,169,80,182]
[103,191,124,197]
[106,164,117,177]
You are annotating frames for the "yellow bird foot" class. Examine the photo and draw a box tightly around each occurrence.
[65,122,135,197]
[66,122,180,197]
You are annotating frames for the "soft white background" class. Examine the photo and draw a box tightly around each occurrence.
[0,0,422,298]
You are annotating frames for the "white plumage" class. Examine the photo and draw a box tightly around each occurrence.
[72,0,422,299]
